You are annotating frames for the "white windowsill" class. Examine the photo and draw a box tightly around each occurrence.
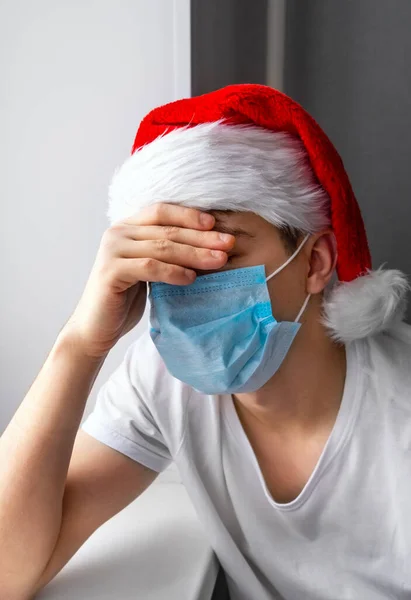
[35,480,218,600]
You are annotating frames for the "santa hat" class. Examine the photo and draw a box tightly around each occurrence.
[107,83,409,343]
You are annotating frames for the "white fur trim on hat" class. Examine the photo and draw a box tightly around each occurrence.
[321,267,410,343]
[107,121,331,232]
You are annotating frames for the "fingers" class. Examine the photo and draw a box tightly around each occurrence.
[115,224,235,250]
[123,203,216,231]
[113,238,230,271]
[103,203,236,286]
[115,258,198,286]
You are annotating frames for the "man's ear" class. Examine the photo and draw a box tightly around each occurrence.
[306,229,338,294]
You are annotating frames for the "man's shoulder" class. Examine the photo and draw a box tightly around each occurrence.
[366,321,411,391]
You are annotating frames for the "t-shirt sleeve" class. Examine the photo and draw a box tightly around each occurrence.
[81,331,179,473]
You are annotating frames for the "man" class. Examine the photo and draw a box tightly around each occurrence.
[1,84,411,600]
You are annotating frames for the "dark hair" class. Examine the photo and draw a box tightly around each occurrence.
[210,209,304,256]
[278,224,304,255]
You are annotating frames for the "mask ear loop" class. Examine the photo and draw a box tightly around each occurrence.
[294,292,311,323]
[265,232,311,283]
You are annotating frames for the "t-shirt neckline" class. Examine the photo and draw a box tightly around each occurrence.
[221,339,364,512]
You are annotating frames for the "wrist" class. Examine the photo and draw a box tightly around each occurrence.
[55,325,109,365]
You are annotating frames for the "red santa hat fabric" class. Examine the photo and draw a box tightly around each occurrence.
[107,83,409,342]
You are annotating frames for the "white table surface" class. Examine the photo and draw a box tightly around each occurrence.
[35,479,219,600]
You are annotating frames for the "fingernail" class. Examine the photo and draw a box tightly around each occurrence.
[185,269,196,280]
[211,250,225,259]
[219,233,232,243]
[200,213,214,226]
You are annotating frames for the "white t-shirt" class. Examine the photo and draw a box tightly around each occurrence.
[81,323,411,600]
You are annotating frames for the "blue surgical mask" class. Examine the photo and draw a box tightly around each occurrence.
[148,233,311,395]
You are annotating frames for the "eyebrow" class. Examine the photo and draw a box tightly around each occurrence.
[212,216,255,239]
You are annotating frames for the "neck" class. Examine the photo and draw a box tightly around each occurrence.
[232,305,347,435]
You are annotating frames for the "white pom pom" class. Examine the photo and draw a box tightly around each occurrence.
[320,267,410,343]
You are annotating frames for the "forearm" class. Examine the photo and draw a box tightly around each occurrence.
[0,328,106,596]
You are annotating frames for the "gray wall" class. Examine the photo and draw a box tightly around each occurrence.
[191,0,268,96]
[284,0,411,321]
